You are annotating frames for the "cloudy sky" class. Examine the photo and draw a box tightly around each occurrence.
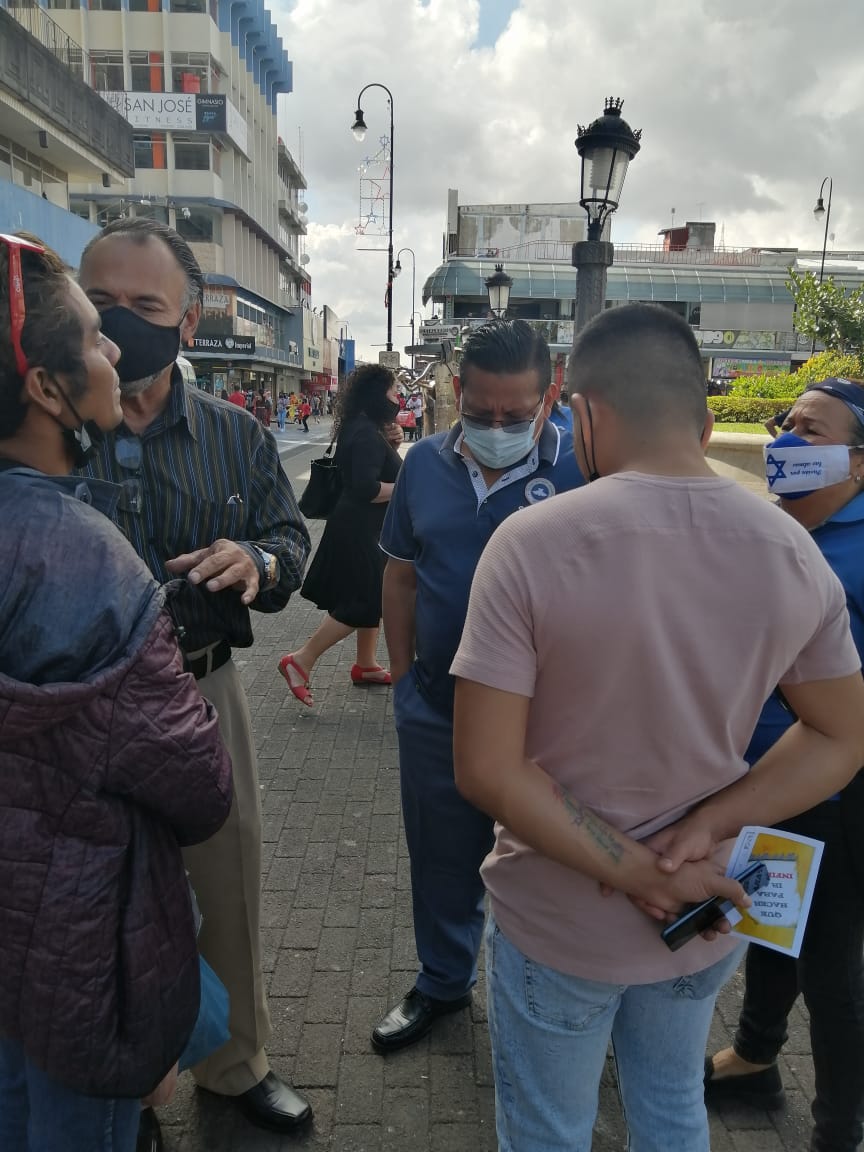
[274,0,864,362]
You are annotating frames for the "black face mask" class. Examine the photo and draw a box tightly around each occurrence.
[98,305,182,383]
[383,398,401,422]
[55,383,104,468]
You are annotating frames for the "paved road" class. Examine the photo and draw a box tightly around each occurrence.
[159,427,815,1151]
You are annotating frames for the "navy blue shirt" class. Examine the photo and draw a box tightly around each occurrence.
[380,419,585,715]
[746,492,864,764]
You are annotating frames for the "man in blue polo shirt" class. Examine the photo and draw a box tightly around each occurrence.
[372,319,584,1051]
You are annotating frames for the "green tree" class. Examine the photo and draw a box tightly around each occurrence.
[786,269,864,368]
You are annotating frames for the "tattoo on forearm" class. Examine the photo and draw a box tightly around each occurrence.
[552,782,624,864]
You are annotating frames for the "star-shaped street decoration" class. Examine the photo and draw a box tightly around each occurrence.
[765,453,787,488]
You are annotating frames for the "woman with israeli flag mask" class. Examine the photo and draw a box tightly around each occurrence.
[706,377,864,1151]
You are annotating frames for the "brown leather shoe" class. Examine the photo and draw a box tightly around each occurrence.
[372,987,473,1053]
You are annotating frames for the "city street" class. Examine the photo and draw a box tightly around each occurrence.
[157,427,817,1152]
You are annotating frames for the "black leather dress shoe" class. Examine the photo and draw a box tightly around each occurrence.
[704,1056,785,1110]
[234,1072,313,1132]
[372,986,473,1052]
[136,1108,163,1152]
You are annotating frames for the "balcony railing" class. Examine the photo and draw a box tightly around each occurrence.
[3,0,87,81]
[449,241,764,267]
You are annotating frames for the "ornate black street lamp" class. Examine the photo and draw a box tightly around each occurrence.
[351,84,395,352]
[485,263,513,318]
[572,97,641,332]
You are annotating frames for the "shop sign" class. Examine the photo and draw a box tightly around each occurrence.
[101,92,248,154]
[712,357,789,379]
[378,351,401,369]
[189,335,255,354]
[203,290,232,313]
[695,329,778,351]
[420,324,460,340]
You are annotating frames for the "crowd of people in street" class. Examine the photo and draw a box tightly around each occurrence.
[3,219,864,1152]
[223,385,326,431]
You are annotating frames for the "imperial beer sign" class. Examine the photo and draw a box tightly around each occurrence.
[189,335,255,355]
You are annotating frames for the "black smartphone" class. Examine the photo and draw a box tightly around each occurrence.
[660,861,770,952]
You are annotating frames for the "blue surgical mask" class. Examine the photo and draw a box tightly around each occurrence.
[460,406,541,470]
[764,431,853,500]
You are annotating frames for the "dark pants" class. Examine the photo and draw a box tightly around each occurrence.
[733,782,864,1152]
[302,417,309,432]
[394,669,495,1000]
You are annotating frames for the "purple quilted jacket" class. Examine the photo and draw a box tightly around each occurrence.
[0,468,233,1097]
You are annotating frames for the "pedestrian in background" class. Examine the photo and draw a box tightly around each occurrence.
[278,363,402,707]
[451,304,864,1152]
[706,377,864,1152]
[277,393,287,431]
[77,218,312,1143]
[372,320,584,1052]
[0,232,232,1152]
[299,395,311,433]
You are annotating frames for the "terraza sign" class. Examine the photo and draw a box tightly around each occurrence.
[189,335,255,355]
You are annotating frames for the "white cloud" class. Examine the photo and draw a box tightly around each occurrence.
[274,0,864,361]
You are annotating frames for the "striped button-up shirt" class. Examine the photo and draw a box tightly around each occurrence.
[83,368,311,652]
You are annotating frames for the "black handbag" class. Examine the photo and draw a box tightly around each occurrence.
[298,440,341,519]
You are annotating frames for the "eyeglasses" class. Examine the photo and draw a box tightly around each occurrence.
[460,398,544,433]
[1,233,47,378]
[115,434,143,515]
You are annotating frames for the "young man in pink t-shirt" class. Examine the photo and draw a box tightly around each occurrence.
[451,304,864,1152]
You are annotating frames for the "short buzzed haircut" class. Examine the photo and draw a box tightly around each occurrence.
[460,319,551,395]
[568,304,707,432]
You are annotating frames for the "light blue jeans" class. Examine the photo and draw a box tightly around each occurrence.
[0,1038,141,1152]
[485,915,745,1152]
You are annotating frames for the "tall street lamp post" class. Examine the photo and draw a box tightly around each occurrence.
[811,176,833,355]
[572,97,642,334]
[485,263,513,318]
[393,247,416,368]
[351,84,395,352]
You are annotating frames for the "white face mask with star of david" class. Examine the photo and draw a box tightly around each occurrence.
[764,432,854,498]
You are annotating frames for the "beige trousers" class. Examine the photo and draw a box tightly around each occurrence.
[182,657,272,1095]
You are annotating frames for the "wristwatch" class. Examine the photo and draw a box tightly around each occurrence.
[249,545,279,590]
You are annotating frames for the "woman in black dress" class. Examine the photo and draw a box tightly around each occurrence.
[278,364,402,707]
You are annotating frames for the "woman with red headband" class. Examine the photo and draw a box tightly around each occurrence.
[0,234,233,1152]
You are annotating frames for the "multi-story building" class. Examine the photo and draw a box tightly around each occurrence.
[47,0,310,396]
[0,0,133,264]
[422,189,864,382]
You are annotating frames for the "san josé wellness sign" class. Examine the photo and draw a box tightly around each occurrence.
[101,92,248,155]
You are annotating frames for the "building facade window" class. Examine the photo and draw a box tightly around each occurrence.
[176,208,220,243]
[88,0,122,9]
[129,0,161,9]
[90,50,125,90]
[45,0,82,9]
[173,134,210,170]
[170,51,216,93]
[129,50,164,91]
[169,0,206,13]
[133,132,167,169]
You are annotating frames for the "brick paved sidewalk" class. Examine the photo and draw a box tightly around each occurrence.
[158,514,815,1152]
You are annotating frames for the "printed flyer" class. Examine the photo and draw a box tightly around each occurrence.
[723,825,824,958]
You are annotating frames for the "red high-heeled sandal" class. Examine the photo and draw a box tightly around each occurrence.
[278,654,313,706]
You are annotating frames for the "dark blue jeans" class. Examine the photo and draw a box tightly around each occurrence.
[0,1038,140,1152]
[733,785,864,1152]
[394,669,495,1000]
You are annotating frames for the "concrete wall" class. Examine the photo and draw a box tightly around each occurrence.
[1,179,98,267]
[706,431,769,496]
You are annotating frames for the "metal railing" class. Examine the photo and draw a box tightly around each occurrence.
[3,0,88,81]
[449,241,764,267]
